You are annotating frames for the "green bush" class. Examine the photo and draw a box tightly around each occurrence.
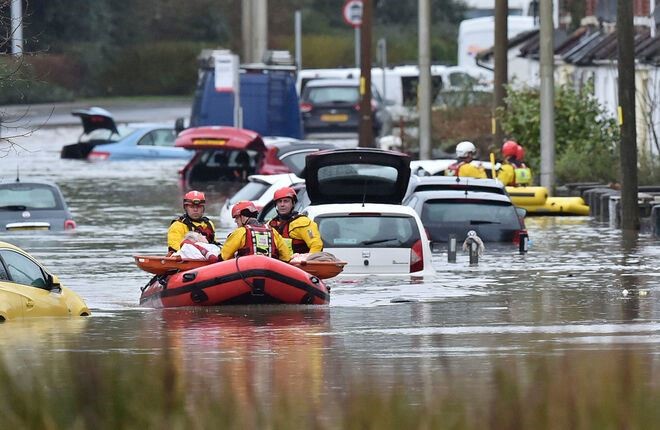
[497,81,620,185]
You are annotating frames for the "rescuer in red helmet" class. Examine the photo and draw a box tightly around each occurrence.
[496,140,533,186]
[268,186,323,254]
[220,200,292,262]
[167,190,217,253]
[496,140,520,186]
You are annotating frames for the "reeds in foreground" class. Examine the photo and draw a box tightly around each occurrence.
[0,349,658,429]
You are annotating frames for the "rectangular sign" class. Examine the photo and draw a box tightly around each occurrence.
[214,52,239,93]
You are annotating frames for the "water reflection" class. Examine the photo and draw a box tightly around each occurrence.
[1,126,660,405]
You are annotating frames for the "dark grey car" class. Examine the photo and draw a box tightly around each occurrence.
[0,181,76,231]
[300,78,392,140]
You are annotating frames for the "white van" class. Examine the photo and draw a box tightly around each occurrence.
[458,16,536,68]
[297,65,493,121]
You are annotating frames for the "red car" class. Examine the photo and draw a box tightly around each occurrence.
[176,126,338,184]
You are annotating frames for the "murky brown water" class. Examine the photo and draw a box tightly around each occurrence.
[1,127,659,399]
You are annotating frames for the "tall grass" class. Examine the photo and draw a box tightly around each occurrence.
[1,349,659,429]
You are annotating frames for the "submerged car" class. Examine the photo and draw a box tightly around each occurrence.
[403,176,527,244]
[300,78,393,140]
[302,148,434,276]
[0,180,76,231]
[176,126,338,184]
[0,241,90,321]
[219,173,304,228]
[60,107,191,161]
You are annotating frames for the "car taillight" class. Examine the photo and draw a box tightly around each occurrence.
[300,102,313,113]
[512,229,528,245]
[87,151,110,161]
[410,239,424,273]
[64,219,77,230]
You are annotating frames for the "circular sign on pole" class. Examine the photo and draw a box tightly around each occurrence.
[342,0,363,28]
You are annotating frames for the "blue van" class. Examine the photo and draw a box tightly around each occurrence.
[190,62,303,139]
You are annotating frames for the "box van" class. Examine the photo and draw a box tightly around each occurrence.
[191,52,302,139]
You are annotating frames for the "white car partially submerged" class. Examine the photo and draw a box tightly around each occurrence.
[218,173,303,228]
[302,148,434,276]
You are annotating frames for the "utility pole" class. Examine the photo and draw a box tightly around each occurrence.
[493,0,507,147]
[617,0,639,230]
[418,0,432,160]
[242,0,268,63]
[358,0,374,147]
[11,0,23,56]
[539,0,555,191]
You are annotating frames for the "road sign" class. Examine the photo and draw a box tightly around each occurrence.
[342,0,363,28]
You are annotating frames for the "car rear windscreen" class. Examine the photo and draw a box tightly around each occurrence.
[316,215,420,248]
[306,86,359,104]
[0,184,63,210]
[422,200,520,227]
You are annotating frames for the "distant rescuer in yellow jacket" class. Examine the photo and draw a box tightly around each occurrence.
[268,187,323,254]
[497,140,533,186]
[445,141,487,178]
[221,201,292,262]
[168,191,217,253]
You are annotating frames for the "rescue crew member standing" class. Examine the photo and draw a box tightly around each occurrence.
[268,187,323,254]
[168,191,217,253]
[496,140,519,186]
[221,201,292,262]
[445,141,487,178]
[513,144,533,185]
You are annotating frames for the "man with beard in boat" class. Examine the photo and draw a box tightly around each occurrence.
[167,190,217,254]
[221,200,292,262]
[268,186,323,255]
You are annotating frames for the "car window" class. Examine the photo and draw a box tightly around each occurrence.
[81,125,137,143]
[0,250,48,289]
[421,199,520,227]
[306,86,359,104]
[0,184,63,210]
[137,129,177,147]
[317,163,399,199]
[0,259,8,280]
[228,181,270,205]
[280,150,317,174]
[316,215,420,248]
[448,72,477,89]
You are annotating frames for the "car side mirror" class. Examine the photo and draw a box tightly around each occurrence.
[515,207,527,218]
[174,117,185,135]
[47,273,62,291]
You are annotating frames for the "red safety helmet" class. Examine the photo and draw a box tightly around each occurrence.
[183,190,206,206]
[231,200,258,218]
[515,145,526,161]
[273,186,297,203]
[502,140,520,158]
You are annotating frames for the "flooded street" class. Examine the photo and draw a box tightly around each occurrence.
[1,126,660,410]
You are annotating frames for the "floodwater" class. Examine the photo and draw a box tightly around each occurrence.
[1,126,660,406]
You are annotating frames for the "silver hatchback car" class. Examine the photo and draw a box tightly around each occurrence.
[0,181,76,231]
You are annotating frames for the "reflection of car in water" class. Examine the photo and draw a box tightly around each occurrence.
[0,241,90,321]
[60,107,191,161]
[0,180,76,231]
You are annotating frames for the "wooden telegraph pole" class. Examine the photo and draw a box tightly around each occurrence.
[617,0,640,230]
[358,0,374,147]
[493,0,508,146]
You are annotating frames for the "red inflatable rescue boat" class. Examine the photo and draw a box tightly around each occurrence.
[139,254,330,307]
